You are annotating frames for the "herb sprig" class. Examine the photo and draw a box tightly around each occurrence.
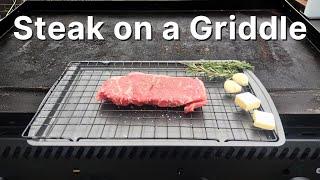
[186,60,254,79]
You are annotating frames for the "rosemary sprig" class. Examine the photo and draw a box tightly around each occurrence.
[186,60,254,79]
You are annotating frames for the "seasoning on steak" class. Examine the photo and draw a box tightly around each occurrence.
[96,72,207,113]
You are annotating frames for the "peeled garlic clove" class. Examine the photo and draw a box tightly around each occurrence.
[232,73,249,86]
[224,79,242,93]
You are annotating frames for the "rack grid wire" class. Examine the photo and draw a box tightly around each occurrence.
[23,61,279,145]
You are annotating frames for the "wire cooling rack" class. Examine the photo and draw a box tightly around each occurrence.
[23,61,285,146]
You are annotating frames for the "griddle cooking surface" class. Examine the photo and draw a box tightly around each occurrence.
[1,11,319,114]
[23,61,285,146]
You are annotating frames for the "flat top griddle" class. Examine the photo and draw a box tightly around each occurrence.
[23,61,285,146]
[0,9,319,115]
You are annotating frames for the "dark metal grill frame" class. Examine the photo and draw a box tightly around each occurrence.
[22,61,285,146]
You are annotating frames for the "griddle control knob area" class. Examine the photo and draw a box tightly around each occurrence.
[289,177,310,180]
[72,168,81,176]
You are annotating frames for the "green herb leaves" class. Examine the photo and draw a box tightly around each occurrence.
[186,60,253,79]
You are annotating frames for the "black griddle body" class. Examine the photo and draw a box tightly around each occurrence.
[0,0,320,180]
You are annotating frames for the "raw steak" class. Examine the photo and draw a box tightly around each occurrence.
[96,72,207,113]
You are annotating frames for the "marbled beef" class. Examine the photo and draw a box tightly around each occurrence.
[96,72,207,113]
